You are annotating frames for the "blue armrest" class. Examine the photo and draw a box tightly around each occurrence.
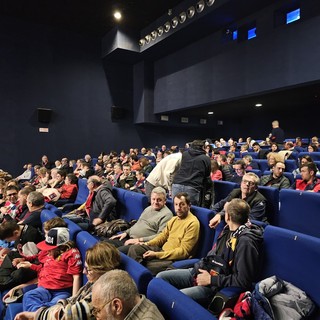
[172,258,199,269]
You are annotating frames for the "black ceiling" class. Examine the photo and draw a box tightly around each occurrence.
[0,0,184,37]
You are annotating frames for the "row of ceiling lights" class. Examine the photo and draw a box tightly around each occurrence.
[139,0,216,47]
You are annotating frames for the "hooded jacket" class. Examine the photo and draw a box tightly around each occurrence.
[208,223,264,290]
[173,148,211,190]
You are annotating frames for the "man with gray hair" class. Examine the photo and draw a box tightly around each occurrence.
[108,187,173,253]
[18,191,45,230]
[92,270,164,320]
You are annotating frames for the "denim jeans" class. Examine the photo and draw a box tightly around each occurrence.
[171,184,200,206]
[157,268,214,307]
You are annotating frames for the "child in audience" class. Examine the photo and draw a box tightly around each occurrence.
[14,227,82,312]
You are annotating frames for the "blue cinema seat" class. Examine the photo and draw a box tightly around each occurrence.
[62,178,89,213]
[261,225,320,318]
[213,180,239,204]
[278,189,320,238]
[257,186,279,225]
[75,231,153,294]
[147,278,214,320]
[112,187,149,221]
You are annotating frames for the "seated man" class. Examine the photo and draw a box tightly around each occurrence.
[107,187,173,253]
[260,161,290,189]
[210,172,267,226]
[0,185,20,220]
[92,270,164,320]
[117,163,137,190]
[127,192,200,275]
[157,198,264,308]
[64,176,117,230]
[290,162,320,192]
[17,191,45,231]
[230,160,246,184]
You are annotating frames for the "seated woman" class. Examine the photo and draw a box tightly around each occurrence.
[13,241,121,320]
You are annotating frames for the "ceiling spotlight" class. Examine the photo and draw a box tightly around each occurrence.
[157,26,164,36]
[139,39,146,46]
[255,103,263,107]
[179,12,187,24]
[164,21,171,32]
[145,34,151,44]
[113,11,122,20]
[187,6,195,18]
[171,16,179,28]
[196,0,205,13]
[206,0,215,6]
[151,30,157,40]
[208,111,214,115]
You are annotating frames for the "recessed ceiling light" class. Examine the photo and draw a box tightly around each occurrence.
[255,103,263,107]
[208,111,214,115]
[114,11,122,20]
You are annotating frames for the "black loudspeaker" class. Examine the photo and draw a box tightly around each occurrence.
[37,108,52,123]
[111,106,126,121]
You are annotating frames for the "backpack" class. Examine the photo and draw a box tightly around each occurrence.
[94,219,136,238]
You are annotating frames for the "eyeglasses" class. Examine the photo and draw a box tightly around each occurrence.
[83,265,92,273]
[241,179,255,186]
[7,193,18,197]
[92,297,117,317]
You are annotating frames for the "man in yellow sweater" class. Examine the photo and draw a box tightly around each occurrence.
[127,192,200,275]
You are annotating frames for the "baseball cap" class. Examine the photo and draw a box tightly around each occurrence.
[37,227,70,251]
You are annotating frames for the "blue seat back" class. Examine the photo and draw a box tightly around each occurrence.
[40,209,57,225]
[285,159,298,172]
[257,186,279,225]
[278,189,320,238]
[257,159,269,172]
[298,152,320,161]
[113,187,148,221]
[44,202,62,217]
[246,169,262,177]
[75,231,153,294]
[75,231,98,284]
[190,206,215,259]
[262,225,320,308]
[74,178,89,205]
[147,278,214,320]
[119,252,153,294]
[64,218,83,241]
[213,180,239,204]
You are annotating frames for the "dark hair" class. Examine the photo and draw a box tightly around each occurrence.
[66,173,78,185]
[0,220,20,240]
[174,192,191,206]
[56,170,67,178]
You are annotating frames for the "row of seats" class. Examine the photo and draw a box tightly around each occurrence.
[214,180,320,239]
[6,187,320,319]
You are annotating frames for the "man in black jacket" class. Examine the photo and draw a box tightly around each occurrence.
[172,140,211,206]
[156,198,264,307]
[209,172,267,227]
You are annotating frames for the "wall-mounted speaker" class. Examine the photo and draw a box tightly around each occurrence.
[111,106,126,121]
[37,108,52,123]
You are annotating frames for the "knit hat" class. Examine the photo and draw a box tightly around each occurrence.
[37,227,69,251]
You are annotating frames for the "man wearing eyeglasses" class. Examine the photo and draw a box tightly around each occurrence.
[209,172,267,228]
[0,186,20,220]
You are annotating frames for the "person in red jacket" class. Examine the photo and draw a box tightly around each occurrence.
[291,162,320,192]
